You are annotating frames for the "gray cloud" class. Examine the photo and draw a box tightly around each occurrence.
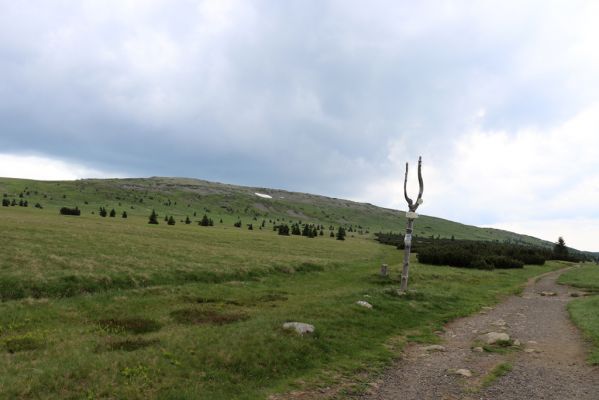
[2,1,599,249]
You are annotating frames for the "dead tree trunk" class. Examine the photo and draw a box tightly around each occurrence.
[400,156,424,293]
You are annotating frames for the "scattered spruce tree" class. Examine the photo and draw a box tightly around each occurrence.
[336,226,346,241]
[122,211,128,218]
[553,236,569,259]
[301,224,312,237]
[277,224,290,235]
[291,223,301,235]
[2,198,9,207]
[164,215,169,222]
[148,209,159,224]
[234,221,242,228]
[168,216,176,225]
[109,208,116,217]
[248,223,253,230]
[330,231,335,238]
[185,216,191,224]
[99,207,107,217]
[199,214,211,226]
[319,229,324,236]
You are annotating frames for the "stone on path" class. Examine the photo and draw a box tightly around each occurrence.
[540,291,557,296]
[525,348,536,353]
[454,369,473,377]
[356,300,373,309]
[423,345,445,352]
[473,346,484,353]
[480,332,510,344]
[283,322,314,335]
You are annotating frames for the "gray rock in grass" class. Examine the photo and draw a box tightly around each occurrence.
[283,322,315,335]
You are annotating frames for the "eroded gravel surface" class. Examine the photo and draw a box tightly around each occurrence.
[361,268,599,400]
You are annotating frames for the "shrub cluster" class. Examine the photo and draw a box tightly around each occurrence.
[276,224,290,235]
[375,233,550,270]
[414,241,547,269]
[60,206,81,216]
[2,199,29,207]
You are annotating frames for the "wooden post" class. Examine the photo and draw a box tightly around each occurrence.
[400,156,424,293]
[380,263,389,277]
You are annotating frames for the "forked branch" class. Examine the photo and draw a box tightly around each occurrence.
[403,156,424,212]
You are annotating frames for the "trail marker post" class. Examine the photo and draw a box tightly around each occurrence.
[400,156,424,293]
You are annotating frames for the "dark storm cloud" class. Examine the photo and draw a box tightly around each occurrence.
[2,1,599,250]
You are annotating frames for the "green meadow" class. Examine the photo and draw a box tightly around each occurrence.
[0,203,567,399]
[559,264,599,364]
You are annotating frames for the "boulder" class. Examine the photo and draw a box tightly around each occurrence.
[283,322,314,335]
[480,332,510,344]
[356,300,373,309]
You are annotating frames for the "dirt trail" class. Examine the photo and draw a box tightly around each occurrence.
[361,268,599,400]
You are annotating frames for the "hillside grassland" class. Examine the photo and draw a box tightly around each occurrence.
[559,264,599,364]
[0,205,567,399]
[0,176,552,246]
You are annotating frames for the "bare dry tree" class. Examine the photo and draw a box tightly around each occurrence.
[400,156,424,292]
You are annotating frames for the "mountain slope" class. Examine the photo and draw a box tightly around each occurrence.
[0,176,556,248]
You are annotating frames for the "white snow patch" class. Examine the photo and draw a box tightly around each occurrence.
[255,192,272,199]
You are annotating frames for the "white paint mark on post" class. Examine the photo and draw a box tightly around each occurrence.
[406,211,419,219]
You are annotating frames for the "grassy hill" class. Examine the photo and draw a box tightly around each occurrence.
[3,176,591,399]
[0,176,553,247]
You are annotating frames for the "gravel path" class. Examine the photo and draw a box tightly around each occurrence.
[361,268,599,400]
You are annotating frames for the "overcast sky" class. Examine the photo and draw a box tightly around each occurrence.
[1,1,598,251]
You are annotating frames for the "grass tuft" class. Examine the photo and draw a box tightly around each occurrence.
[481,362,513,387]
[170,308,249,325]
[97,318,162,335]
[3,333,44,353]
[101,337,160,352]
